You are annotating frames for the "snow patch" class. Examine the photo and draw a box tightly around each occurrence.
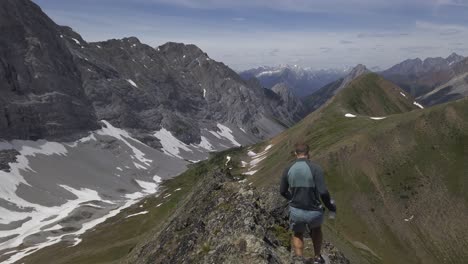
[153,128,193,159]
[210,124,241,147]
[242,144,273,176]
[345,113,356,118]
[256,69,282,77]
[203,88,207,98]
[370,117,386,120]
[71,38,81,45]
[97,120,152,167]
[197,136,214,151]
[135,180,159,194]
[127,79,138,88]
[400,92,407,98]
[413,101,424,109]
[126,211,148,218]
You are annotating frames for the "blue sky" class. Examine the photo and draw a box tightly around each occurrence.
[35,0,468,70]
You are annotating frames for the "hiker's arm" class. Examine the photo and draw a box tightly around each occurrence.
[280,168,292,200]
[315,166,336,212]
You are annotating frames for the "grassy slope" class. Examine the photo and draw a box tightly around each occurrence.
[17,148,245,264]
[250,73,468,264]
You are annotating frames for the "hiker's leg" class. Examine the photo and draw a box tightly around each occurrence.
[292,232,304,256]
[310,226,323,257]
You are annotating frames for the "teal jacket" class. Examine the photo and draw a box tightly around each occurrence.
[280,158,335,212]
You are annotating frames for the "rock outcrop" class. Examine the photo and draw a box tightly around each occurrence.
[127,169,349,264]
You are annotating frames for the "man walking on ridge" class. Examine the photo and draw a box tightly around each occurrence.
[280,143,336,264]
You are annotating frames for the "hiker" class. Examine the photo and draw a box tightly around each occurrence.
[280,143,336,264]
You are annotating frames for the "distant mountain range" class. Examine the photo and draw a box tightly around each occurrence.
[243,53,468,108]
[380,52,467,105]
[239,65,350,98]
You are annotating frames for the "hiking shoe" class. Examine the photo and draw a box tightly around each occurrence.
[313,255,325,264]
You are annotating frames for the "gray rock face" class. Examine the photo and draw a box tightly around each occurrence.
[128,169,349,264]
[240,65,347,98]
[271,83,306,119]
[58,32,302,145]
[0,0,99,141]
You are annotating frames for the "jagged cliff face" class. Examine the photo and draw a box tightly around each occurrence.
[58,29,300,145]
[0,0,98,141]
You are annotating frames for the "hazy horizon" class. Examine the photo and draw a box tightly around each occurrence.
[34,0,468,71]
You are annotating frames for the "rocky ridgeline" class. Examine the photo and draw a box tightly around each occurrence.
[127,169,349,264]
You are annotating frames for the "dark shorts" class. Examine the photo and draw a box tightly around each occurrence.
[289,206,324,233]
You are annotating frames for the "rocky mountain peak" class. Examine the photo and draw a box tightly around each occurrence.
[158,42,206,59]
[446,52,464,65]
[348,64,369,76]
[336,64,370,93]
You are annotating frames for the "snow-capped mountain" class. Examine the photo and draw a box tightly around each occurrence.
[239,65,350,98]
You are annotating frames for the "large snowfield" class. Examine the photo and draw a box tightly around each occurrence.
[0,121,248,263]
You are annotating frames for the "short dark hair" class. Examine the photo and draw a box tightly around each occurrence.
[295,143,309,155]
